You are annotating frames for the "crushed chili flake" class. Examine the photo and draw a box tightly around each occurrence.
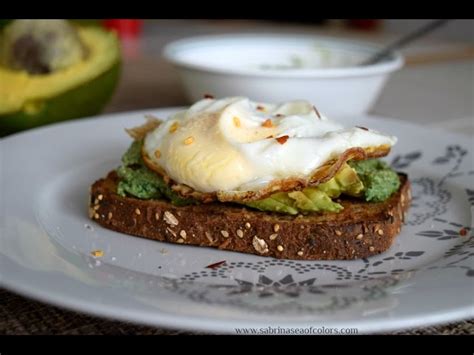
[262,119,273,128]
[276,135,289,145]
[203,94,214,99]
[459,228,468,236]
[313,105,321,119]
[356,126,369,131]
[206,260,226,269]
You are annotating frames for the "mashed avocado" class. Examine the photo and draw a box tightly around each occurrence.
[116,141,400,213]
[349,159,400,202]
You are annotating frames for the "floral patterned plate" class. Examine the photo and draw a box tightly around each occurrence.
[1,109,473,334]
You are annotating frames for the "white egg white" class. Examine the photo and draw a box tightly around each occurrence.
[143,97,397,193]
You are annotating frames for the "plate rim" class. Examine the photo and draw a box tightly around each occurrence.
[2,271,473,334]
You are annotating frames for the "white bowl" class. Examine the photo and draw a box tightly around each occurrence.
[163,33,404,117]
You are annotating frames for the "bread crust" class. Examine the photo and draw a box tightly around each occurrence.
[89,171,411,260]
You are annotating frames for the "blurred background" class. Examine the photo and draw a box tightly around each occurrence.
[0,19,473,136]
[109,19,473,129]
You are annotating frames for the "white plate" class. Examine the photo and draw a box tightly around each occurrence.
[1,109,473,334]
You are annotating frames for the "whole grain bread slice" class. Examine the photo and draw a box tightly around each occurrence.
[89,171,411,260]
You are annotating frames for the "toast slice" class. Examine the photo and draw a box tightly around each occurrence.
[89,171,411,260]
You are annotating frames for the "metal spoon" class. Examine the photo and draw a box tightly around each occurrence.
[361,19,451,66]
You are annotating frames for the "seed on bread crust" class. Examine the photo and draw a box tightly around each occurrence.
[297,250,304,256]
[277,245,284,252]
[164,211,179,226]
[269,233,278,240]
[245,222,251,229]
[166,227,177,237]
[273,224,280,232]
[135,208,141,215]
[220,230,229,238]
[356,233,363,240]
[237,229,244,238]
[252,236,269,254]
[369,246,375,252]
[219,238,232,249]
[180,230,187,239]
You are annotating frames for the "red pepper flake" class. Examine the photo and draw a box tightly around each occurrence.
[206,260,226,269]
[276,135,289,145]
[313,105,321,119]
[459,228,468,236]
[356,126,369,131]
[204,93,214,99]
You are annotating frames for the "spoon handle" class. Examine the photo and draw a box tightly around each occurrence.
[361,19,451,66]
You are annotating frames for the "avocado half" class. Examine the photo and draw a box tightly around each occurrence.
[0,24,121,136]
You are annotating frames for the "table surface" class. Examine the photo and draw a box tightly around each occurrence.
[2,20,473,335]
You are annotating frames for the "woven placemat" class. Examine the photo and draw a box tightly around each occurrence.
[1,289,472,335]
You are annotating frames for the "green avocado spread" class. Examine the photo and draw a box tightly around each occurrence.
[116,140,400,214]
[348,158,401,202]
